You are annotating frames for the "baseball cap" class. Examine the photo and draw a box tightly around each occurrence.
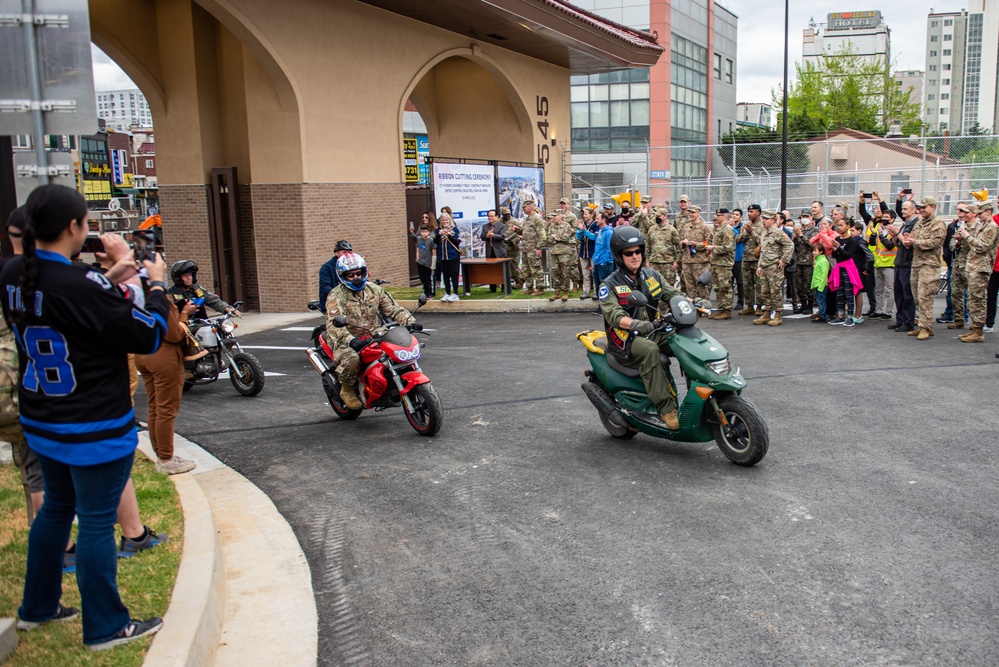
[640,196,651,203]
[522,198,535,206]
[499,206,510,215]
[602,202,614,210]
[761,209,778,219]
[559,197,570,205]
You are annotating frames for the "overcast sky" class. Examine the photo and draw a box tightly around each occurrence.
[93,1,972,100]
[722,0,972,103]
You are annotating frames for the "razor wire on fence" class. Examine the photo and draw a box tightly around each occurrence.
[566,134,999,217]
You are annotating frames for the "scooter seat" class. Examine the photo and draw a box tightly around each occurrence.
[606,352,671,378]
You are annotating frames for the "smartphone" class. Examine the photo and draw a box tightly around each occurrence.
[863,193,873,199]
[902,188,912,195]
[134,247,154,264]
[81,237,105,254]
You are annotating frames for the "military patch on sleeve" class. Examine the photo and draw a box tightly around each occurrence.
[598,285,610,300]
[614,285,630,294]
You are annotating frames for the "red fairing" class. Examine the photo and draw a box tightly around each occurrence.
[359,342,383,364]
[319,334,334,359]
[362,362,389,404]
[399,370,431,395]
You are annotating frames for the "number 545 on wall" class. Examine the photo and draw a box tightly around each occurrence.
[536,96,549,165]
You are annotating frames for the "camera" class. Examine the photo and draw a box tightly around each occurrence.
[863,193,873,199]
[81,236,105,254]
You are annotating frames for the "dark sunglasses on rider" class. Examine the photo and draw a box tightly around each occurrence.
[621,249,642,257]
[342,269,364,279]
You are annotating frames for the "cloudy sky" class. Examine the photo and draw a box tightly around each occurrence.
[93,0,973,100]
[722,0,974,103]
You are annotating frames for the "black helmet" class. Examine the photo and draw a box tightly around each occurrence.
[333,239,352,253]
[171,259,198,286]
[610,225,645,268]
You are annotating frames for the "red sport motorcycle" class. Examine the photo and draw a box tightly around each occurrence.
[305,295,443,436]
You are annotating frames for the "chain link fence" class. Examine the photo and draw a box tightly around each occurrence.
[566,134,999,217]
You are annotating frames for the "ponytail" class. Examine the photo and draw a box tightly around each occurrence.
[15,185,88,326]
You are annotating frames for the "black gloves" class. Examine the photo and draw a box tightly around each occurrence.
[409,322,423,331]
[632,320,655,336]
[348,337,368,352]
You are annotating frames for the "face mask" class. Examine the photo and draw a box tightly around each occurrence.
[350,276,365,289]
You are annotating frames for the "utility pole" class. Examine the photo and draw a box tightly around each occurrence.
[779,0,789,210]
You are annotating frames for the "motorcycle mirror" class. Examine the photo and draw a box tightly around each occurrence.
[626,291,649,308]
[697,269,712,287]
[307,300,321,312]
[332,315,348,328]
[233,301,244,310]
[417,294,427,307]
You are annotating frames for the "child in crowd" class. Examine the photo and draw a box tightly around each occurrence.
[829,212,863,327]
[412,224,435,299]
[811,246,830,323]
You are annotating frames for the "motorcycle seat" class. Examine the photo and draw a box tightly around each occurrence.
[606,352,670,378]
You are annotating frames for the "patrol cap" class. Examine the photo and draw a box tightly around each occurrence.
[559,197,570,205]
[499,206,511,215]
[761,209,778,219]
[747,204,762,212]
[546,212,557,219]
[688,205,702,213]
[679,194,691,203]
[522,198,535,206]
[640,196,651,203]
[919,196,937,207]
[715,208,730,215]
[959,203,977,213]
[978,201,994,212]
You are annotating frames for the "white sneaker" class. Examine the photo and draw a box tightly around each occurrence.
[451,294,460,301]
[984,326,994,333]
[444,294,454,302]
[156,456,196,475]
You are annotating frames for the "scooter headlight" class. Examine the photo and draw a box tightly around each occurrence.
[706,357,731,376]
[220,319,235,334]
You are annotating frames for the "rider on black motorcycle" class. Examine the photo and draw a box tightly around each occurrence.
[167,259,241,320]
[325,252,416,410]
[598,225,684,429]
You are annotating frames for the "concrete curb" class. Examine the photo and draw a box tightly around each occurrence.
[0,618,17,663]
[138,433,317,667]
[397,297,601,313]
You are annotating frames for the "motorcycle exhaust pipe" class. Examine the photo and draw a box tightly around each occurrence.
[306,348,331,375]
[581,381,629,429]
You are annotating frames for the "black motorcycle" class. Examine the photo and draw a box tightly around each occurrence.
[184,301,265,396]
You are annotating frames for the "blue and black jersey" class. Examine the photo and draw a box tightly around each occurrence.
[0,250,170,466]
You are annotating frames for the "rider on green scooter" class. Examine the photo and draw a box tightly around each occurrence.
[597,225,684,429]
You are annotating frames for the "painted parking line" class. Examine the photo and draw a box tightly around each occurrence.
[281,327,317,331]
[218,370,287,378]
[240,345,310,351]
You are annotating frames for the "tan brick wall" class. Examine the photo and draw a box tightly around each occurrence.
[158,184,216,290]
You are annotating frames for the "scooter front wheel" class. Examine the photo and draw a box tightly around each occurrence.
[599,412,637,439]
[711,395,769,466]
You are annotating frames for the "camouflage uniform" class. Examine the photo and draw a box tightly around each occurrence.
[949,219,975,325]
[546,214,576,294]
[678,208,713,300]
[963,212,999,329]
[631,202,654,235]
[560,209,582,286]
[646,219,681,287]
[502,210,522,288]
[709,223,736,311]
[756,220,794,316]
[793,226,818,311]
[520,209,548,291]
[325,283,414,387]
[908,213,946,334]
[736,220,762,311]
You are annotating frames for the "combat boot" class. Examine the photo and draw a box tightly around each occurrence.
[754,307,764,316]
[659,409,679,430]
[768,312,783,326]
[947,319,965,329]
[339,384,362,410]
[561,291,569,302]
[961,326,985,343]
[753,313,771,325]
[738,306,756,316]
[548,291,559,302]
[714,310,732,320]
[917,328,931,341]
[908,328,921,336]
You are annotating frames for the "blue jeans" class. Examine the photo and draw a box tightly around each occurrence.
[593,263,615,289]
[944,265,953,318]
[814,288,827,318]
[20,452,134,645]
[836,266,854,317]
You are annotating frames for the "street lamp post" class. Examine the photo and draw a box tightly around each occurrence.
[779,0,789,210]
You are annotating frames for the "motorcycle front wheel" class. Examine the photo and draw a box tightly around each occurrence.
[404,383,443,436]
[229,352,265,396]
[711,395,769,466]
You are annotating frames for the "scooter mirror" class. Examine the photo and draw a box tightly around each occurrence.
[627,291,649,308]
[697,269,712,287]
[332,315,348,328]
[417,294,428,307]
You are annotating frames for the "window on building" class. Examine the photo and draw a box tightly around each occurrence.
[928,94,936,100]
[941,93,949,100]
[943,64,951,70]
[926,107,935,115]
[943,49,951,56]
[940,107,948,115]
[713,53,721,79]
[942,79,950,85]
[929,79,937,86]
[944,34,952,41]
[944,18,953,26]
[929,65,938,71]
[146,159,154,168]
[724,59,733,84]
[930,35,938,42]
[930,20,939,27]
[929,50,937,57]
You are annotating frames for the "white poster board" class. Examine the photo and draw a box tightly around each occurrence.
[432,163,496,258]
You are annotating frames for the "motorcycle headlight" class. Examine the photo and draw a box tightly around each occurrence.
[220,319,235,334]
[394,345,421,362]
[706,357,731,376]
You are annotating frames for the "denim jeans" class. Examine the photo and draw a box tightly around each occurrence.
[593,263,615,289]
[836,266,854,317]
[20,451,134,645]
[814,288,827,318]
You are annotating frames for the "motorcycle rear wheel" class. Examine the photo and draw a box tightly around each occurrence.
[325,379,362,420]
[229,352,265,396]
[404,383,443,436]
[599,412,637,439]
[711,395,769,466]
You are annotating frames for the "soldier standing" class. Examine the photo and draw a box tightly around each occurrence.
[946,203,977,330]
[673,194,693,230]
[902,196,946,340]
[558,198,582,288]
[707,208,736,319]
[631,196,654,234]
[500,206,522,289]
[546,211,575,301]
[646,206,680,287]
[678,204,713,300]
[754,210,794,326]
[957,202,999,342]
[736,204,763,315]
[519,199,547,295]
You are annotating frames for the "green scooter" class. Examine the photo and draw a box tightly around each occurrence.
[577,290,769,466]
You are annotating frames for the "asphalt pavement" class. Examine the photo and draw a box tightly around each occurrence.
[136,302,999,666]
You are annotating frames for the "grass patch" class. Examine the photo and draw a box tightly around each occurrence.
[387,285,595,301]
[0,454,183,666]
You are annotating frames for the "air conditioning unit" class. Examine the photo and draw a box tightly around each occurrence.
[830,143,848,161]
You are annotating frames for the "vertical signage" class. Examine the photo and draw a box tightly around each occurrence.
[403,137,418,183]
[417,135,430,185]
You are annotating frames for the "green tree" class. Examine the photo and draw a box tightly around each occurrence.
[772,45,922,139]
[717,126,810,175]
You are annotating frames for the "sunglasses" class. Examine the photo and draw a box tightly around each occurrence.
[621,249,642,258]
[342,269,364,279]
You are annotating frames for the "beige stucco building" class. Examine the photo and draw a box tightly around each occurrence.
[89,0,661,310]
